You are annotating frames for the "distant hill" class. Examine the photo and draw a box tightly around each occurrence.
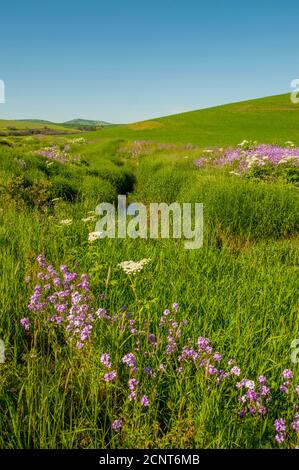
[18,119,56,125]
[0,119,78,135]
[16,118,115,130]
[63,119,113,127]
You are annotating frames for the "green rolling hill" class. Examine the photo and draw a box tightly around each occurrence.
[98,93,299,146]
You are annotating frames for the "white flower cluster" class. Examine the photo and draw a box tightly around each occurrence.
[118,258,151,275]
[246,154,268,168]
[68,137,86,144]
[88,231,103,242]
[238,139,258,150]
[284,141,295,148]
[60,219,73,226]
[278,155,298,165]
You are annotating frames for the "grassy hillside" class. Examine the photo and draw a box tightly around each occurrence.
[0,119,77,134]
[99,93,299,146]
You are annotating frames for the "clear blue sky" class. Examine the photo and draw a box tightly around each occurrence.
[0,0,298,123]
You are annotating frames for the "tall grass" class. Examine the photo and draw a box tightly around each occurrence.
[0,135,298,449]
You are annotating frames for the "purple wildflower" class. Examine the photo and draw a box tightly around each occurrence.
[112,419,122,432]
[141,395,149,407]
[231,366,241,376]
[100,353,112,369]
[282,369,293,379]
[104,371,117,382]
[122,353,137,370]
[258,375,267,384]
[213,352,222,362]
[129,378,138,391]
[20,318,30,331]
[274,418,286,433]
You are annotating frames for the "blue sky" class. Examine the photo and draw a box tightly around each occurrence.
[0,0,298,123]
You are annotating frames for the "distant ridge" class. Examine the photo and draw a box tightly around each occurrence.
[17,118,115,129]
[63,119,113,127]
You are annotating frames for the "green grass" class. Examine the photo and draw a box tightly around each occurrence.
[0,94,299,449]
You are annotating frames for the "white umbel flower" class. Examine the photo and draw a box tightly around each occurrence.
[118,258,151,275]
[60,219,73,226]
[88,231,103,242]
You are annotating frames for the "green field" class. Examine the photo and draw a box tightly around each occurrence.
[0,94,299,449]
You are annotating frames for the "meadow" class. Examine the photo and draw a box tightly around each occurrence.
[0,94,298,449]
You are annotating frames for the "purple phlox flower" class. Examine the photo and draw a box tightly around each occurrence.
[60,265,69,274]
[122,353,137,370]
[166,336,177,355]
[213,352,222,363]
[280,382,290,394]
[53,277,61,287]
[20,318,30,331]
[258,375,267,384]
[207,364,218,375]
[275,433,285,444]
[274,418,286,433]
[128,391,137,401]
[291,418,299,432]
[258,405,268,415]
[112,419,122,432]
[231,366,241,376]
[141,395,149,407]
[246,389,258,402]
[80,324,92,341]
[144,366,153,376]
[37,254,47,268]
[96,308,110,319]
[244,379,255,389]
[148,333,157,346]
[104,371,117,382]
[217,370,229,383]
[178,346,198,362]
[197,336,211,352]
[55,303,67,314]
[128,378,138,391]
[260,385,270,397]
[282,369,293,379]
